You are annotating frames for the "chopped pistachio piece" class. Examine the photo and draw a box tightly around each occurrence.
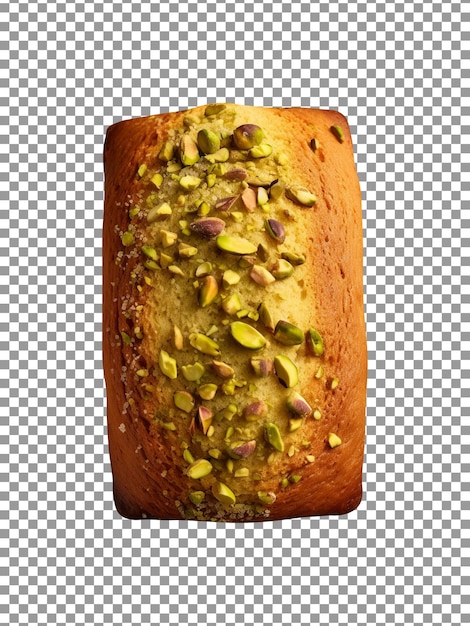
[160,230,178,248]
[204,147,230,163]
[274,320,304,346]
[286,391,312,417]
[189,491,205,506]
[159,141,174,162]
[120,331,132,345]
[313,409,322,421]
[288,417,303,432]
[121,231,134,246]
[233,124,264,149]
[271,259,294,280]
[168,265,185,277]
[310,138,319,151]
[141,245,158,261]
[150,173,163,189]
[216,235,258,255]
[198,383,218,401]
[159,349,177,379]
[197,128,220,154]
[222,269,241,288]
[181,361,206,382]
[289,474,302,483]
[249,144,273,158]
[274,355,299,388]
[230,321,266,350]
[264,422,284,452]
[190,217,226,239]
[179,175,201,191]
[234,468,250,478]
[174,391,195,413]
[174,325,184,350]
[258,491,276,505]
[265,218,286,243]
[195,261,214,277]
[221,293,242,315]
[204,103,227,116]
[197,405,213,435]
[330,125,345,143]
[137,163,147,178]
[187,459,213,479]
[198,275,219,308]
[244,400,268,422]
[179,134,200,166]
[250,265,276,287]
[211,360,235,379]
[257,187,269,206]
[285,186,317,207]
[281,250,306,266]
[183,448,195,464]
[328,432,342,448]
[306,328,324,357]
[212,481,236,506]
[147,202,172,223]
[178,242,198,258]
[241,187,257,212]
[229,440,257,459]
[250,356,274,377]
[189,332,220,356]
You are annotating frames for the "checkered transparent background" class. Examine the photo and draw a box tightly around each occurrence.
[3,1,468,624]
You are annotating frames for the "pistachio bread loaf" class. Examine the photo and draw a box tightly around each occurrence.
[103,103,367,522]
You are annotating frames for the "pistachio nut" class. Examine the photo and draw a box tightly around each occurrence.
[178,242,198,258]
[244,400,268,422]
[234,468,250,478]
[216,235,257,255]
[174,325,184,350]
[286,391,312,417]
[264,218,286,243]
[173,390,195,413]
[271,259,294,280]
[179,135,200,166]
[189,491,205,506]
[250,356,274,377]
[198,383,218,401]
[281,250,306,266]
[250,265,276,287]
[198,275,219,308]
[310,137,319,151]
[158,141,174,162]
[179,175,201,191]
[150,173,163,188]
[168,265,185,277]
[204,147,229,163]
[211,360,235,379]
[238,255,256,268]
[197,201,211,216]
[248,144,273,159]
[306,328,324,357]
[121,231,134,246]
[141,245,158,262]
[274,355,299,388]
[233,124,264,150]
[258,491,276,505]
[289,474,302,484]
[285,186,317,207]
[264,422,284,452]
[158,349,178,380]
[330,125,345,143]
[190,217,226,239]
[257,187,269,206]
[313,409,322,421]
[197,405,213,435]
[215,196,239,212]
[257,243,269,263]
[211,481,236,506]
[187,459,213,479]
[222,269,241,288]
[181,361,206,382]
[230,321,266,350]
[288,417,303,432]
[268,181,285,201]
[160,229,178,248]
[147,202,172,223]
[189,332,221,356]
[328,432,342,448]
[274,320,304,346]
[195,261,214,277]
[257,302,275,333]
[197,128,220,154]
[241,187,257,212]
[221,293,242,315]
[229,440,257,459]
[137,163,147,178]
[225,168,248,181]
[183,448,195,464]
[120,331,132,346]
[204,103,227,116]
[206,173,217,188]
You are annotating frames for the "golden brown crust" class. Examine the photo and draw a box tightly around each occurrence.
[103,104,366,522]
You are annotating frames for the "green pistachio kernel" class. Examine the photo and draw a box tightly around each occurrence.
[147,202,172,223]
[198,383,218,401]
[161,421,176,431]
[159,350,177,379]
[204,103,227,116]
[258,491,276,505]
[281,250,306,266]
[204,147,230,163]
[159,141,174,162]
[274,355,299,388]
[141,245,158,261]
[198,275,219,308]
[121,231,134,246]
[222,269,241,288]
[183,448,195,464]
[221,293,242,315]
[206,173,217,188]
[178,242,199,258]
[137,163,147,178]
[234,468,250,478]
[179,175,201,191]
[264,422,284,452]
[160,229,178,248]
[330,124,345,143]
[288,418,303,432]
[257,302,275,333]
[216,235,258,255]
[187,459,213,479]
[285,186,317,207]
[230,321,266,350]
[150,173,163,188]
[271,259,294,280]
[173,391,195,413]
[189,332,221,356]
[129,206,140,219]
[211,360,235,379]
[195,261,214,277]
[306,328,324,356]
[328,432,342,448]
[233,124,264,150]
[179,134,200,166]
[289,474,302,484]
[181,361,205,382]
[120,331,132,346]
[248,144,273,159]
[273,320,304,346]
[211,481,236,505]
[189,491,205,506]
[197,128,220,154]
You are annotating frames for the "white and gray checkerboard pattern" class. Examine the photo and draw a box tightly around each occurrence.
[3,1,467,624]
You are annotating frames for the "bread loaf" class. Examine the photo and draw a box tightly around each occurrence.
[103,103,366,522]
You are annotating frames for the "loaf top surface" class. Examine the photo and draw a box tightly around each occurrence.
[103,103,367,522]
